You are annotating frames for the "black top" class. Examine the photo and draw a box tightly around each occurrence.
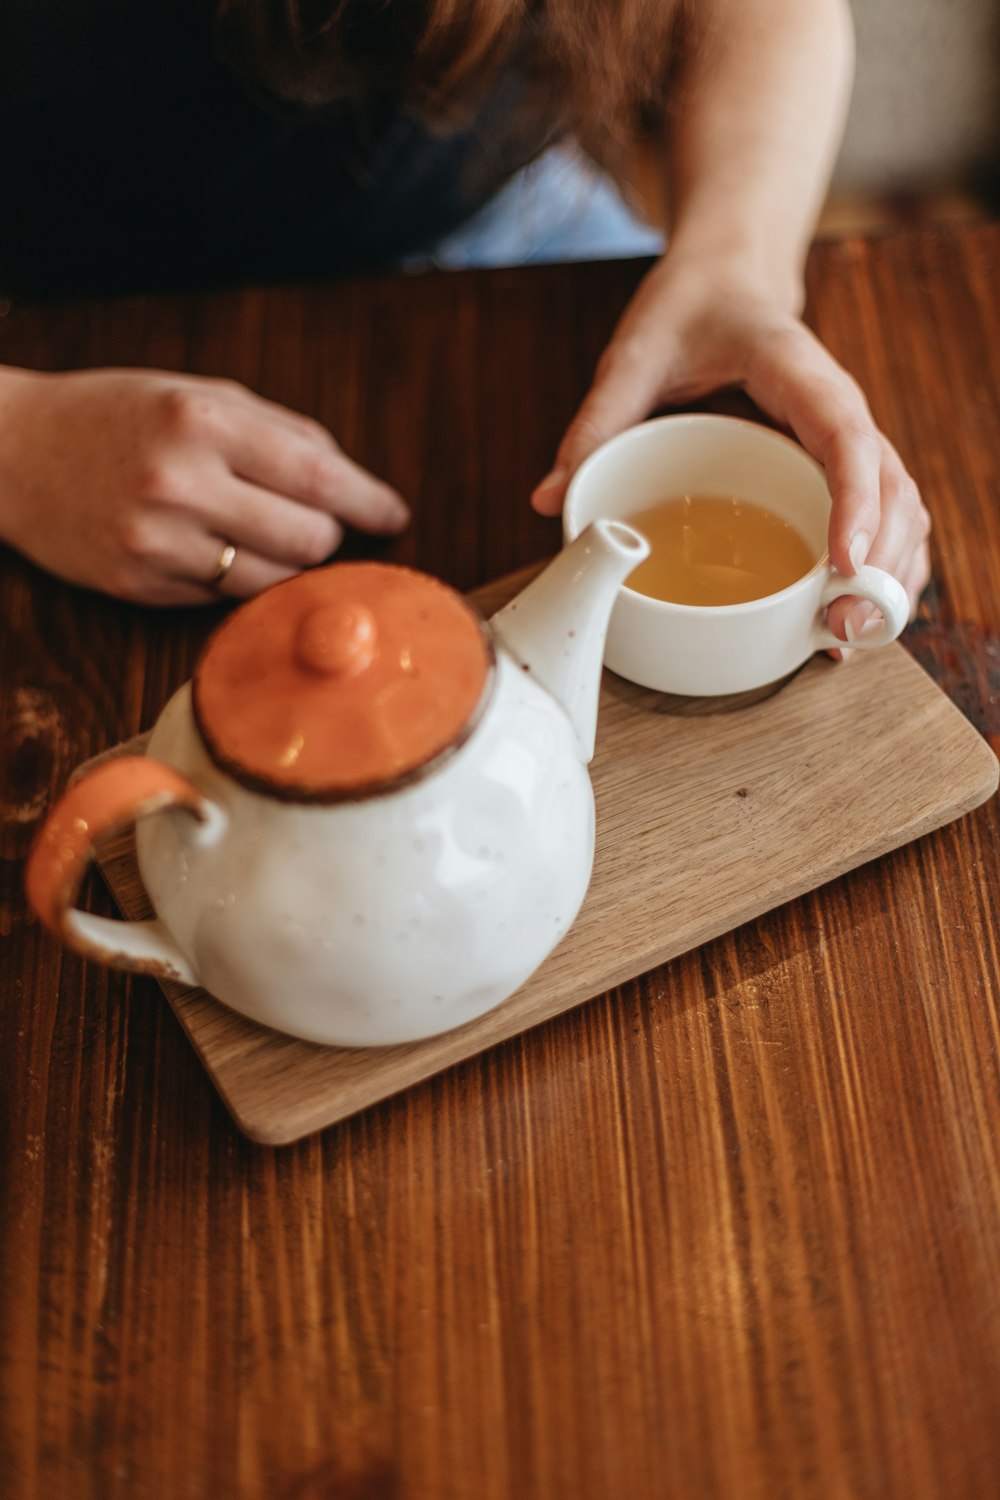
[1,1,537,298]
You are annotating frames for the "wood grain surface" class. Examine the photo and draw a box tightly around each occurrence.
[2,225,1000,1499]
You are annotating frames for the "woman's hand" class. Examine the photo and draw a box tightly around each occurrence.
[531,255,931,649]
[0,366,409,604]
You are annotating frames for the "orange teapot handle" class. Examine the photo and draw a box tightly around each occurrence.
[25,756,216,984]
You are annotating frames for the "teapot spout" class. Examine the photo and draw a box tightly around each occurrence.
[490,519,649,762]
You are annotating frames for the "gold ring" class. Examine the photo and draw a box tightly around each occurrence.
[210,542,238,585]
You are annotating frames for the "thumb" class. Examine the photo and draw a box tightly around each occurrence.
[531,341,662,516]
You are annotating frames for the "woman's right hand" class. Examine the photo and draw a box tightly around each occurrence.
[0,366,410,604]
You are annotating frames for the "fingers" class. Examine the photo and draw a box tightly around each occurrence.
[898,539,932,611]
[745,327,884,578]
[222,404,409,536]
[531,337,666,516]
[194,473,346,570]
[212,545,300,600]
[182,374,350,452]
[123,550,299,607]
[146,387,412,599]
[743,327,932,662]
[114,498,309,599]
[862,443,927,576]
[818,423,883,578]
[233,433,409,535]
[154,379,410,536]
[825,437,931,646]
[183,525,308,597]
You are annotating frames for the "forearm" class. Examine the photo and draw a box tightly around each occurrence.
[662,0,855,309]
[0,365,46,550]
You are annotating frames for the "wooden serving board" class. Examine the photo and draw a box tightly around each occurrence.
[91,566,998,1144]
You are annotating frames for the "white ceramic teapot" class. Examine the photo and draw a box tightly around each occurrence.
[27,521,647,1047]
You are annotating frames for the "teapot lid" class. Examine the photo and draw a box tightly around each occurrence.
[193,562,495,802]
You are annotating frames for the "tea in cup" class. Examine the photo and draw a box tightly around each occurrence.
[562,414,909,696]
[620,492,819,607]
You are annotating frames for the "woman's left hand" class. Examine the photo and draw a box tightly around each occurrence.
[531,254,931,653]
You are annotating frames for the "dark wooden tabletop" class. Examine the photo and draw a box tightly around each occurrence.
[2,224,999,1500]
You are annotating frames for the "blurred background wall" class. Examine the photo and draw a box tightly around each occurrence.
[627,0,999,242]
[828,0,999,221]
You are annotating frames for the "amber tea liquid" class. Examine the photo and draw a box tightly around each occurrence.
[623,494,817,606]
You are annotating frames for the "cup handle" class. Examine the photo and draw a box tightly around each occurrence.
[25,755,223,985]
[814,564,910,652]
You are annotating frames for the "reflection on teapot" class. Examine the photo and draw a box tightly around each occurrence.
[26,521,647,1047]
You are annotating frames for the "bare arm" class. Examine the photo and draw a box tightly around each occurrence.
[534,0,929,641]
[662,0,854,309]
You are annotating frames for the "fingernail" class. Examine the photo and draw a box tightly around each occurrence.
[533,468,567,497]
[531,469,569,515]
[844,601,874,643]
[848,532,871,573]
[385,492,410,526]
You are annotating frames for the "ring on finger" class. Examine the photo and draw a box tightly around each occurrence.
[209,541,238,585]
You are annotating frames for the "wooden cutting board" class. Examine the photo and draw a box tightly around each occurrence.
[90,566,998,1144]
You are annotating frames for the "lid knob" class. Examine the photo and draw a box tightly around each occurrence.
[295,602,377,678]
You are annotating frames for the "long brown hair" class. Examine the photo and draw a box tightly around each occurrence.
[214,0,694,171]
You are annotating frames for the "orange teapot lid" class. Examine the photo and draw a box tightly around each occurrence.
[193,563,494,802]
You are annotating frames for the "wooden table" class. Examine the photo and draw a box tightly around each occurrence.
[2,224,999,1500]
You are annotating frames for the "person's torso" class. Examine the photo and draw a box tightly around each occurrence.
[0,0,532,297]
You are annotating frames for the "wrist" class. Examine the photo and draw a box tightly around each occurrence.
[662,232,806,318]
[0,366,47,550]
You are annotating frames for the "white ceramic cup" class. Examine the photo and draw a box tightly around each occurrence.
[562,413,910,696]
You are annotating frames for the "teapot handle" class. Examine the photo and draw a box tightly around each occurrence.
[25,755,222,986]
